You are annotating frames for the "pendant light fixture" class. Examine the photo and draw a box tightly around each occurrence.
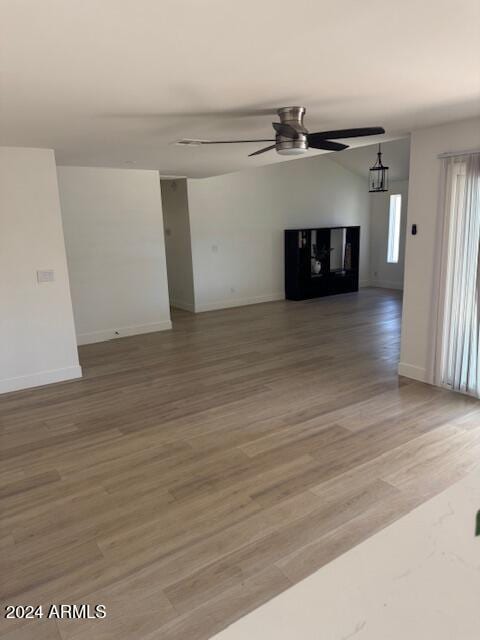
[369,144,389,192]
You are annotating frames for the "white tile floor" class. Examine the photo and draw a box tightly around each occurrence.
[213,465,480,640]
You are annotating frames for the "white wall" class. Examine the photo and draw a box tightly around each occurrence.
[160,178,195,312]
[187,155,371,312]
[399,117,480,383]
[0,147,81,394]
[57,167,171,345]
[370,179,409,290]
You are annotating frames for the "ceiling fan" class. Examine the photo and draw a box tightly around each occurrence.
[177,106,385,157]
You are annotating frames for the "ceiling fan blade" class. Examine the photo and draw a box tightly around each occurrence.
[248,144,277,157]
[307,138,349,151]
[272,122,299,139]
[308,127,385,142]
[177,138,275,146]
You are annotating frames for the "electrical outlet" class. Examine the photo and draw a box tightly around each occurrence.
[37,270,55,283]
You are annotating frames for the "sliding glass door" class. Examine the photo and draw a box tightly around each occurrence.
[436,153,480,398]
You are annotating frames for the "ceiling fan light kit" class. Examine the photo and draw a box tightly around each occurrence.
[277,147,308,156]
[178,106,385,159]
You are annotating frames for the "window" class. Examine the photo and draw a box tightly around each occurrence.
[387,194,402,263]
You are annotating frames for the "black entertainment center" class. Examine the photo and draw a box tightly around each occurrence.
[285,226,360,300]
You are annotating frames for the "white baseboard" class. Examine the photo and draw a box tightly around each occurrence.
[77,320,172,346]
[370,280,404,291]
[0,365,82,395]
[359,279,371,288]
[195,292,284,313]
[398,362,428,383]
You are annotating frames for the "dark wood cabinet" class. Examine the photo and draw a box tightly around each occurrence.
[285,226,360,300]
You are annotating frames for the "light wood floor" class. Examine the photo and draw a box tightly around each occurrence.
[1,289,479,640]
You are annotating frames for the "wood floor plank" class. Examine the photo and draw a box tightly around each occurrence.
[276,486,415,583]
[163,479,400,613]
[0,620,62,640]
[0,471,61,500]
[98,489,324,597]
[56,570,176,640]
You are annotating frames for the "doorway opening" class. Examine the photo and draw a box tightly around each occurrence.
[160,178,195,318]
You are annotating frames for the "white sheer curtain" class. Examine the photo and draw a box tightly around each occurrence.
[435,152,480,398]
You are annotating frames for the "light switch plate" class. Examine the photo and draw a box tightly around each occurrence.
[37,270,55,283]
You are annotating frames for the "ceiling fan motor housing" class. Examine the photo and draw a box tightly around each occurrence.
[276,106,308,154]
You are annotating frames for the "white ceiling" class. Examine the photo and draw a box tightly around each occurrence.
[333,137,411,183]
[0,0,479,178]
